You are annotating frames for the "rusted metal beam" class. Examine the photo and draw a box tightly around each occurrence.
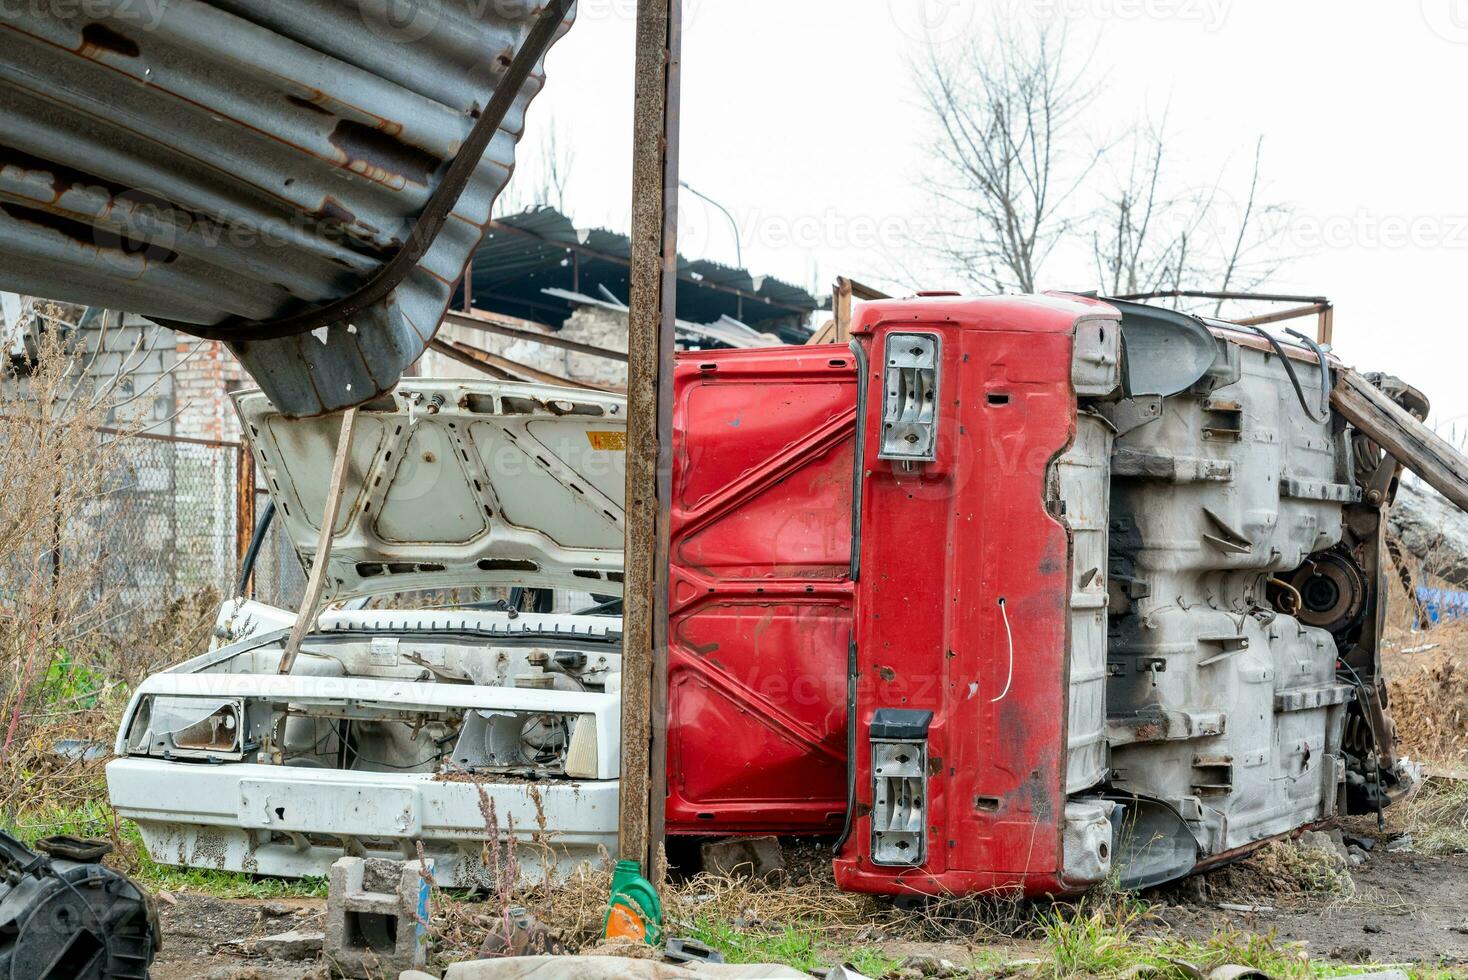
[620,0,680,882]
[1117,289,1332,306]
[444,309,629,363]
[278,407,357,675]
[427,337,623,392]
[1333,368,1468,513]
[1234,303,1328,328]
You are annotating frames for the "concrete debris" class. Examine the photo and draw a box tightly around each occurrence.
[1297,829,1351,868]
[700,836,784,881]
[895,953,963,976]
[1385,834,1415,853]
[255,929,324,961]
[478,906,566,959]
[325,856,432,977]
[419,956,809,978]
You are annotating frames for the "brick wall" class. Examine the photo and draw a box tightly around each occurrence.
[173,338,248,443]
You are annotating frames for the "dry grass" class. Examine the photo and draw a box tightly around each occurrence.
[0,314,217,820]
[1397,775,1468,856]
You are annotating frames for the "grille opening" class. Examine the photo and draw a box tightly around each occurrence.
[478,559,539,572]
[42,924,105,979]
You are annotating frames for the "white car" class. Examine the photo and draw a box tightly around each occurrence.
[107,381,628,886]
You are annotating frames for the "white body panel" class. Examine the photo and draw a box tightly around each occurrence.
[107,759,617,887]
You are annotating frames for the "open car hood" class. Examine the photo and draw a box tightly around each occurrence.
[236,381,626,602]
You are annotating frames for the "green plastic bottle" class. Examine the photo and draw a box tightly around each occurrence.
[602,859,663,945]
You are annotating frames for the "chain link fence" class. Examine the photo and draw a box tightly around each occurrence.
[87,430,258,633]
[248,497,306,612]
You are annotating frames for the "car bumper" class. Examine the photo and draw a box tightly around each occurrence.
[107,758,618,887]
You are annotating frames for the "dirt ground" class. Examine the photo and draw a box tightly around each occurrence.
[1157,832,1468,968]
[150,893,329,980]
[145,827,1468,978]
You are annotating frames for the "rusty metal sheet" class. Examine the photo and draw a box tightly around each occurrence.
[0,1,574,416]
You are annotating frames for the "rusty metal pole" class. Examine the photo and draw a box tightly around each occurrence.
[235,443,256,584]
[620,0,680,881]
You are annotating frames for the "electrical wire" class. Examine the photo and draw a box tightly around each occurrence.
[1337,657,1388,830]
[990,597,1014,704]
[1238,324,1331,424]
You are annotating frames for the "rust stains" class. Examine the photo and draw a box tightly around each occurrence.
[0,202,178,263]
[310,195,359,228]
[79,23,140,58]
[0,145,127,202]
[286,94,334,117]
[328,119,442,188]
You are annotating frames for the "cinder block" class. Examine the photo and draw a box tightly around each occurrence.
[699,836,784,881]
[324,856,432,977]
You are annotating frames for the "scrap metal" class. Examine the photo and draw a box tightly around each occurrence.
[0,0,576,416]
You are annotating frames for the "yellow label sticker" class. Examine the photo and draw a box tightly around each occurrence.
[586,430,627,452]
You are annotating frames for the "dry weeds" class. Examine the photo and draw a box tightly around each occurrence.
[0,312,217,821]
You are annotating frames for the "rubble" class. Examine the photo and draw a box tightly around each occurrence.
[1298,829,1351,868]
[700,836,785,881]
[403,958,810,978]
[254,929,324,961]
[894,952,964,977]
[478,906,567,958]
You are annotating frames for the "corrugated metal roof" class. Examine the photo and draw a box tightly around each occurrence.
[0,0,574,416]
[470,207,820,342]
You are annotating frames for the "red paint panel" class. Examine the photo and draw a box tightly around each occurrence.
[833,295,1086,896]
[667,347,857,835]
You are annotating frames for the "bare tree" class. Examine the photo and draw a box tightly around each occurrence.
[537,121,575,214]
[1092,129,1292,310]
[916,18,1292,304]
[1205,137,1292,312]
[1092,116,1201,297]
[495,118,577,218]
[917,20,1097,294]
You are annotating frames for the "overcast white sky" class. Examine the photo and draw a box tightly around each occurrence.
[519,0,1468,436]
